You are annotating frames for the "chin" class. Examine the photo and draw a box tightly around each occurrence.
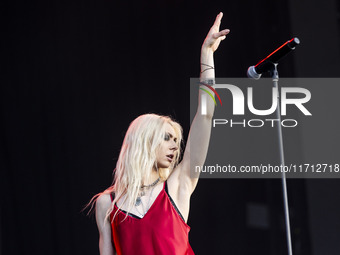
[158,161,171,169]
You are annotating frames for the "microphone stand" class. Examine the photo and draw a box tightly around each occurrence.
[270,63,293,255]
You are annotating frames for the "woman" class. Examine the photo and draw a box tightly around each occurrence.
[93,12,230,255]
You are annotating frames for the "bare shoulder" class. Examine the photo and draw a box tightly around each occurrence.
[96,193,112,232]
[96,193,112,216]
[95,193,116,254]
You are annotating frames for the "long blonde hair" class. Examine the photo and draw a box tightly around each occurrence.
[87,113,183,222]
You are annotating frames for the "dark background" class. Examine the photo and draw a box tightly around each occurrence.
[1,0,340,254]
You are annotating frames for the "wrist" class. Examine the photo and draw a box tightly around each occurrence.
[201,46,214,56]
[200,47,214,66]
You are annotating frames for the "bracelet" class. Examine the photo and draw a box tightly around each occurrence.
[199,79,215,86]
[200,63,214,74]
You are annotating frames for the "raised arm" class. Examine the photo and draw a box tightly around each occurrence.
[174,12,230,194]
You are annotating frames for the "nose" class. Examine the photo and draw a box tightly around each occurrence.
[170,140,178,151]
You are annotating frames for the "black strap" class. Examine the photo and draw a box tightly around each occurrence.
[121,210,141,219]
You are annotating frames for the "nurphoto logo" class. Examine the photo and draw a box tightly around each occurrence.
[200,83,312,128]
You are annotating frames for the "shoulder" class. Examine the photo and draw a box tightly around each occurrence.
[95,194,114,241]
[96,193,112,215]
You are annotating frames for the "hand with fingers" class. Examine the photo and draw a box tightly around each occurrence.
[202,12,230,53]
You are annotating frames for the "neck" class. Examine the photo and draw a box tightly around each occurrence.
[142,168,160,186]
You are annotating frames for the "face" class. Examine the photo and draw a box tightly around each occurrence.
[155,122,179,169]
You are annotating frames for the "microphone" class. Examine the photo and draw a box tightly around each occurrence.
[247,37,300,79]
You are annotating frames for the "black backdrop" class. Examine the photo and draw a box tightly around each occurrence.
[2,0,340,254]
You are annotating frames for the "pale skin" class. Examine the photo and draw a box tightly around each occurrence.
[96,12,230,255]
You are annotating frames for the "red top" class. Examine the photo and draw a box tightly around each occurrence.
[110,181,194,255]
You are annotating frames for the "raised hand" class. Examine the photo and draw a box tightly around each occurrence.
[202,12,230,52]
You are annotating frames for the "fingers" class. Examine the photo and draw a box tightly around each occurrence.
[220,29,230,35]
[213,29,230,39]
[203,12,229,50]
[213,12,223,28]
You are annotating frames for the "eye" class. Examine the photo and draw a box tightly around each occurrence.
[164,133,170,141]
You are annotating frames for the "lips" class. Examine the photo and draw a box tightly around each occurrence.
[166,154,174,162]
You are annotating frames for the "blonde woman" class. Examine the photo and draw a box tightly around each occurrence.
[93,12,230,255]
